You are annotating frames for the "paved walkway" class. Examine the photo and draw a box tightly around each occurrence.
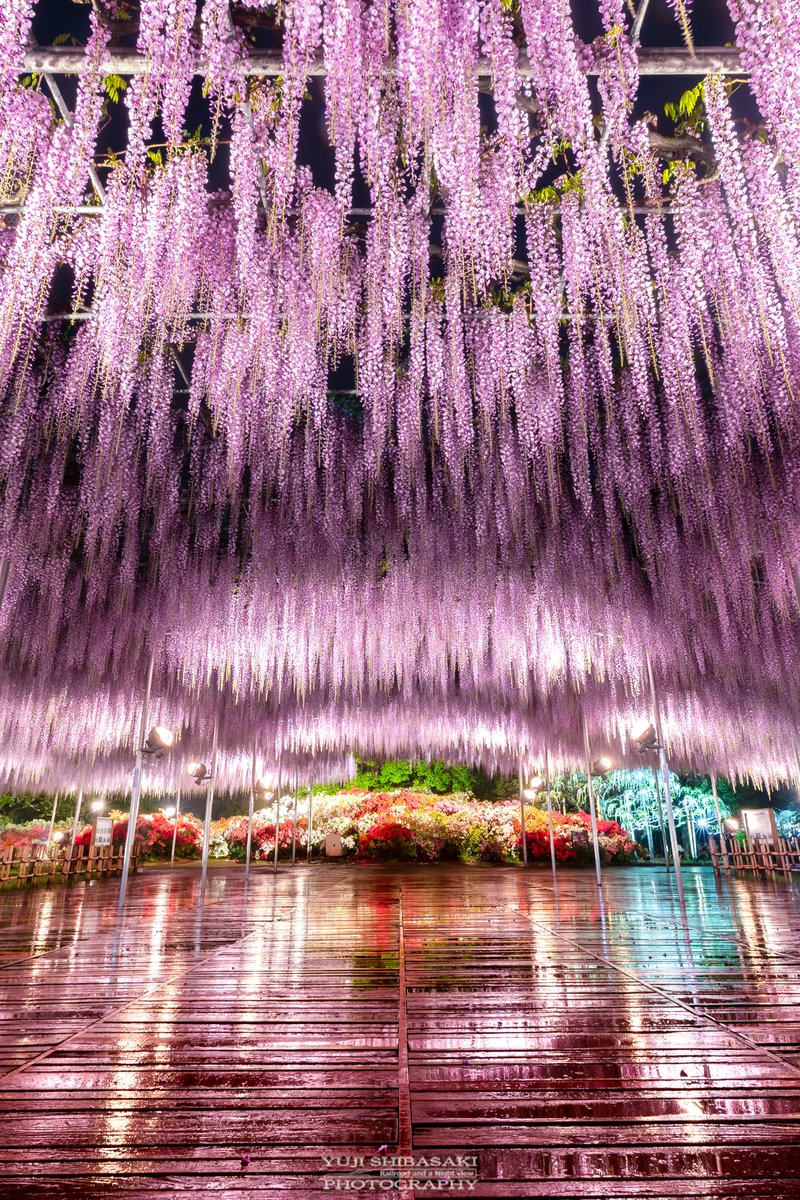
[0,863,799,1196]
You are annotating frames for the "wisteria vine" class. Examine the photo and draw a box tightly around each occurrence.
[0,0,799,788]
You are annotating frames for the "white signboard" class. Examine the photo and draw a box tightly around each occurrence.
[741,809,778,844]
[325,832,343,857]
[94,817,114,848]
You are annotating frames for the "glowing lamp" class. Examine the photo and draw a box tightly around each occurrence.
[144,726,174,755]
[631,720,658,752]
[90,799,105,814]
[187,761,210,784]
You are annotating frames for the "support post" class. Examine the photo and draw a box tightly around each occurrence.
[582,717,603,890]
[518,758,528,867]
[170,786,181,868]
[119,649,155,904]
[306,773,314,861]
[647,653,685,908]
[199,712,219,893]
[652,765,670,869]
[545,748,557,889]
[245,746,256,885]
[69,788,84,856]
[291,772,299,864]
[710,772,723,834]
[46,791,60,848]
[273,756,282,873]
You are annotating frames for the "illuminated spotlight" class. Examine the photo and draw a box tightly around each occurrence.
[723,817,741,833]
[90,799,105,814]
[592,756,614,774]
[254,777,273,800]
[631,720,659,753]
[163,806,177,819]
[187,760,211,785]
[52,831,64,843]
[143,726,175,757]
[522,776,545,801]
[697,817,708,829]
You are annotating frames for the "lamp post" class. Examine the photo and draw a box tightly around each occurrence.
[646,652,685,908]
[69,787,84,858]
[544,748,557,890]
[306,772,314,861]
[46,790,60,849]
[291,771,299,864]
[582,717,603,890]
[710,772,723,833]
[169,787,181,868]
[245,747,257,885]
[273,754,282,873]
[119,650,155,904]
[518,757,528,867]
[199,713,219,893]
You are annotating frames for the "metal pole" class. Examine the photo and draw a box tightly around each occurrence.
[170,785,181,868]
[291,772,299,864]
[46,791,60,848]
[652,764,670,869]
[647,652,685,908]
[273,755,282,873]
[582,717,603,890]
[199,712,219,893]
[69,787,83,855]
[245,746,256,885]
[518,758,528,867]
[545,748,557,889]
[710,772,723,833]
[306,772,314,861]
[119,649,155,902]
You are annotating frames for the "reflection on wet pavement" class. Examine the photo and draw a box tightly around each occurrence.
[0,864,798,1196]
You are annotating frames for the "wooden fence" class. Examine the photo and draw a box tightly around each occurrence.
[0,842,141,888]
[709,833,800,877]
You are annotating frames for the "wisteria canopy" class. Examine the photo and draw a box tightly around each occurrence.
[1,0,799,794]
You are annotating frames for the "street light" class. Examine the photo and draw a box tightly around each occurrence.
[143,726,174,756]
[187,760,212,785]
[631,720,659,753]
[523,776,545,801]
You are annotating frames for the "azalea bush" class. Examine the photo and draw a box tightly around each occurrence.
[0,792,640,866]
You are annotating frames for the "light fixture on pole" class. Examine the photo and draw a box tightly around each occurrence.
[520,772,544,868]
[631,721,659,753]
[91,799,105,814]
[142,726,175,757]
[592,756,614,774]
[187,761,212,785]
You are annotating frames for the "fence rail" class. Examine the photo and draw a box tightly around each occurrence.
[0,842,141,888]
[709,834,800,877]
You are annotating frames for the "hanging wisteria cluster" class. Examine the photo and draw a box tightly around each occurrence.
[1,0,800,788]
